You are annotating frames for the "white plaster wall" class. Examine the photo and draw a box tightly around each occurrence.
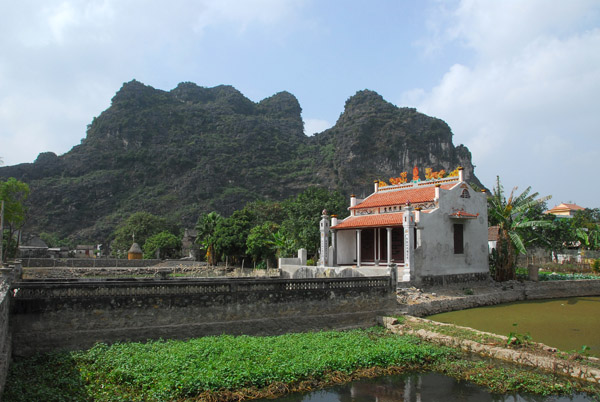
[336,229,356,265]
[415,184,489,278]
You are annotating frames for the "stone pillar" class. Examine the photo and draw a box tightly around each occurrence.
[298,248,307,265]
[386,227,393,266]
[402,204,415,282]
[319,210,330,267]
[356,229,362,268]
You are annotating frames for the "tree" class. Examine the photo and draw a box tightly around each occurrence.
[195,212,223,265]
[1,178,30,261]
[111,212,170,257]
[143,231,181,259]
[213,209,255,264]
[246,221,279,267]
[571,208,600,250]
[488,177,552,281]
[280,187,348,257]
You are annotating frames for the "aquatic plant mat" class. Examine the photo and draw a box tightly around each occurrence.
[3,327,599,401]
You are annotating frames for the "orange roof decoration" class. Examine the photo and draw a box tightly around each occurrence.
[351,183,455,210]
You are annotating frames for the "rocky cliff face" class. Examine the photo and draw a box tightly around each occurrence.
[0,81,482,242]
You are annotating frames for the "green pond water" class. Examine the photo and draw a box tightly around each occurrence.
[427,297,600,356]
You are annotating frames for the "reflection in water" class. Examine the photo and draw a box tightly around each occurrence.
[258,373,594,402]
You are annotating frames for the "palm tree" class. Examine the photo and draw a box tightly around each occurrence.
[195,212,222,266]
[488,176,552,281]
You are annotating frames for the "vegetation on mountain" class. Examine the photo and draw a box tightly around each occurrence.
[0,80,481,247]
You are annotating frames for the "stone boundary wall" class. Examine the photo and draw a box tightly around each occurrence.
[10,276,395,357]
[20,258,162,268]
[405,280,600,317]
[417,272,491,287]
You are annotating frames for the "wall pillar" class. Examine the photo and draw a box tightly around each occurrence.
[402,205,415,282]
[330,229,337,267]
[356,229,362,268]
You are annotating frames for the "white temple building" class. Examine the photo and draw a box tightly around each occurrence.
[329,167,489,285]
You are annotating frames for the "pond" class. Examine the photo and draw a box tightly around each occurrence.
[427,297,600,357]
[256,372,595,401]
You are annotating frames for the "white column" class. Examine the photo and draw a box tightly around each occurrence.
[386,227,393,266]
[356,229,362,268]
[402,205,415,282]
[319,210,330,267]
[373,228,378,264]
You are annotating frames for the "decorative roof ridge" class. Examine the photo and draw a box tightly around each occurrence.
[378,176,459,193]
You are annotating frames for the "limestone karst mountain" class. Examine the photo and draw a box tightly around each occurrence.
[0,80,481,242]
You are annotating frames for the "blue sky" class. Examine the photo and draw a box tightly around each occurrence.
[1,0,599,208]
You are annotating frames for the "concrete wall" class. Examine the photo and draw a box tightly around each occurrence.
[10,276,396,357]
[20,258,162,268]
[414,184,488,281]
[336,229,356,265]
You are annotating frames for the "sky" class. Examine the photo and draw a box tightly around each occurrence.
[1,0,599,209]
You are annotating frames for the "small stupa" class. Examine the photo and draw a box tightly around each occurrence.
[127,233,143,260]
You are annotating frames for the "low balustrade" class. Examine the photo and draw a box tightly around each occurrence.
[11,276,393,300]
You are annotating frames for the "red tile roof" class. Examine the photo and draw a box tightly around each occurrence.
[332,212,404,229]
[351,183,455,210]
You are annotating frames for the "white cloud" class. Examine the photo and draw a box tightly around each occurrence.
[405,0,600,207]
[0,0,306,165]
[304,118,332,136]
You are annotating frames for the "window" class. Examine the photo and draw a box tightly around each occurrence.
[460,189,470,199]
[454,224,464,254]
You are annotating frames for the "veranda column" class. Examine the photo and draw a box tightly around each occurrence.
[386,227,393,266]
[356,229,362,268]
[374,228,378,264]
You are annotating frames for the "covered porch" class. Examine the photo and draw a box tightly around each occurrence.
[333,225,405,267]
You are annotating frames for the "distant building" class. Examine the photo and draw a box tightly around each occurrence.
[128,242,143,260]
[18,236,49,258]
[544,203,585,218]
[74,245,95,258]
[330,167,489,285]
